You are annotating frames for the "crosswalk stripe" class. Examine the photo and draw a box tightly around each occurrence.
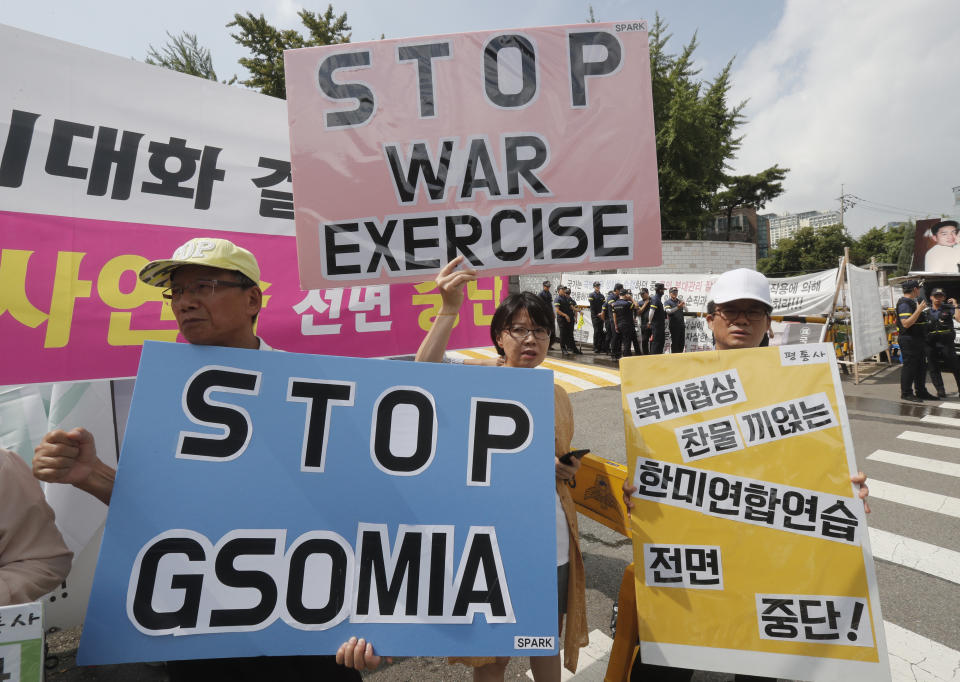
[897,430,960,449]
[445,349,619,394]
[539,360,620,387]
[936,401,960,410]
[921,414,960,427]
[866,450,960,478]
[540,359,621,383]
[525,628,613,681]
[885,621,960,682]
[869,528,960,586]
[868,480,960,519]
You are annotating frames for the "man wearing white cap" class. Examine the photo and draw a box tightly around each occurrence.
[32,237,363,680]
[617,268,870,682]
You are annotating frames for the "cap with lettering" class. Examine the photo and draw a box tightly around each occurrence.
[707,268,772,307]
[930,287,946,296]
[139,238,261,288]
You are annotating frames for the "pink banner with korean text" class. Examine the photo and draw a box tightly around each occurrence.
[284,21,662,289]
[0,211,503,385]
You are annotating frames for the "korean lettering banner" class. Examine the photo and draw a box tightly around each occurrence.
[284,22,662,289]
[79,342,557,664]
[0,602,43,682]
[621,344,889,681]
[0,25,500,385]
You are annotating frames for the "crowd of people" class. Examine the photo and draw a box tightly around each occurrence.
[895,278,960,401]
[5,238,871,682]
[559,280,690,360]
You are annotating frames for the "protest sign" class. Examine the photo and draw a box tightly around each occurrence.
[0,602,43,682]
[284,22,661,289]
[0,25,500,385]
[79,342,557,664]
[621,344,889,681]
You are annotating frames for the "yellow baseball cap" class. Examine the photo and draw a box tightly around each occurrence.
[139,238,261,288]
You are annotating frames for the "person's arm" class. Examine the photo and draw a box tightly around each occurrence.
[899,299,927,328]
[949,299,960,323]
[414,256,478,363]
[1,450,73,605]
[33,428,114,505]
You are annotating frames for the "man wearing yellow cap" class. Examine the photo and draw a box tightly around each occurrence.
[33,237,268,505]
[33,237,363,681]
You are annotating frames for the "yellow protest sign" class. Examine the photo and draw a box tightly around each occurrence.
[621,343,889,681]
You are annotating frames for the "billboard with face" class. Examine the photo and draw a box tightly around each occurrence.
[913,217,960,273]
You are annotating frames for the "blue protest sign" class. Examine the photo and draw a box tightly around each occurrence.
[78,341,557,664]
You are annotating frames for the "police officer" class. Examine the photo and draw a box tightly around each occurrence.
[923,287,960,397]
[555,286,581,354]
[588,281,607,352]
[648,283,667,354]
[635,288,652,355]
[603,283,624,358]
[896,279,936,402]
[611,290,638,360]
[538,280,557,348]
[663,286,686,354]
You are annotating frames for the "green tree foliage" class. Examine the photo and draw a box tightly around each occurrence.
[711,165,788,238]
[648,15,755,239]
[758,224,853,276]
[146,31,223,81]
[227,5,351,98]
[849,221,911,269]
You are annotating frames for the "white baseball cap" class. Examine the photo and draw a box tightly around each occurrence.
[707,268,772,307]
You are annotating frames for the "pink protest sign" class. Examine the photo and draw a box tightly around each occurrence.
[0,211,502,385]
[284,21,661,289]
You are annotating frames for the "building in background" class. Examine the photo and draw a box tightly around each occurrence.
[757,213,773,259]
[768,209,842,248]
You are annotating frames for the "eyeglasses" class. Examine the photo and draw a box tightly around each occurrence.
[505,325,550,341]
[714,307,768,322]
[162,279,247,301]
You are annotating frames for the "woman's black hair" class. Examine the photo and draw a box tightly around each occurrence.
[489,292,554,356]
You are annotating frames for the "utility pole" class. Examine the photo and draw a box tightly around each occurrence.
[836,184,856,228]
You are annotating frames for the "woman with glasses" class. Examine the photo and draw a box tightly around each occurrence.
[414,256,589,680]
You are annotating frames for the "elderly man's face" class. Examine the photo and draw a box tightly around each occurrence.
[168,265,261,347]
[934,226,958,247]
[707,298,770,350]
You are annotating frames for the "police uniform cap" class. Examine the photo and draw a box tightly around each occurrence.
[901,279,920,292]
[930,287,946,296]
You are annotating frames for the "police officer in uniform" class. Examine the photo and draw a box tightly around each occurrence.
[637,288,652,355]
[648,283,667,354]
[896,279,936,401]
[555,286,581,354]
[663,286,686,354]
[611,290,638,360]
[602,283,624,358]
[923,287,960,397]
[538,280,557,348]
[588,281,607,352]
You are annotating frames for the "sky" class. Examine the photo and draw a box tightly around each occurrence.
[4,0,958,236]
